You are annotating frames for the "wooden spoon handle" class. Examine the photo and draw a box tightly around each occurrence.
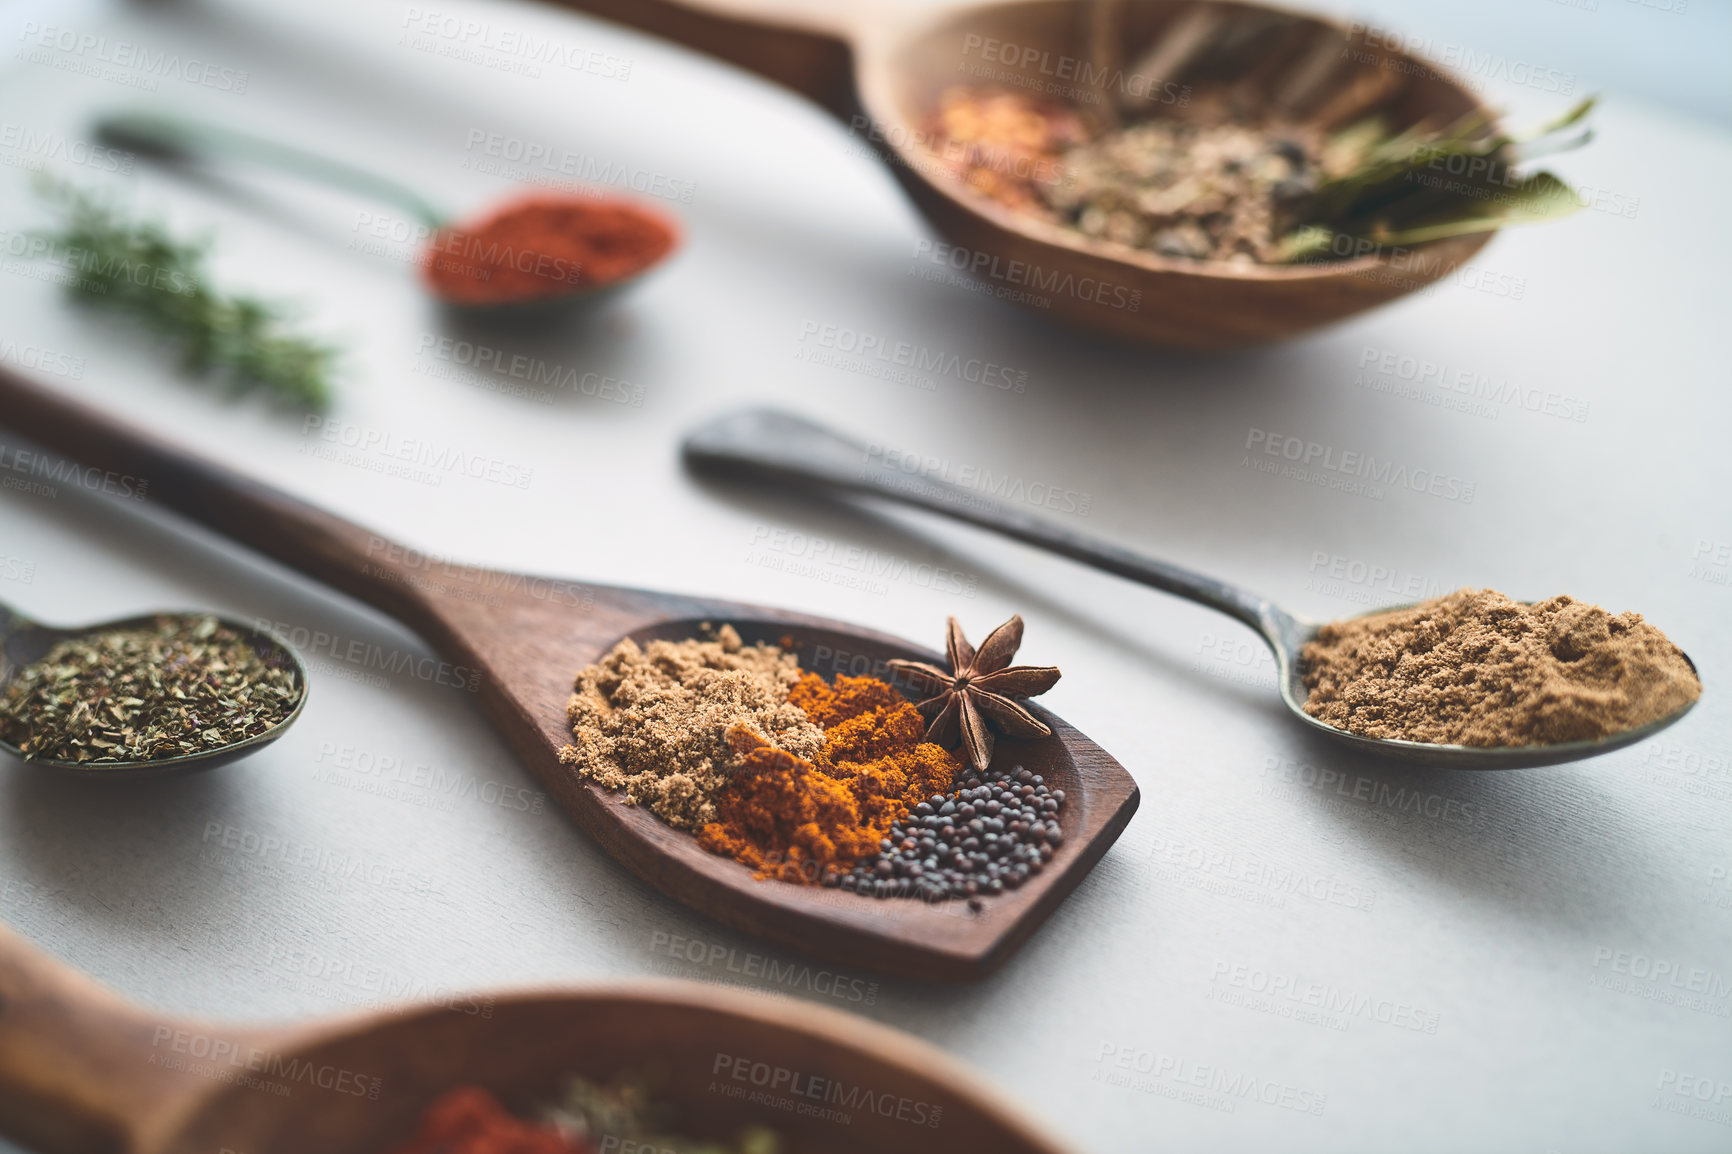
[0,367,430,633]
[530,0,876,119]
[0,923,219,1154]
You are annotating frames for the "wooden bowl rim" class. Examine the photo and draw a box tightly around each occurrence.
[177,979,1078,1154]
[852,0,1505,283]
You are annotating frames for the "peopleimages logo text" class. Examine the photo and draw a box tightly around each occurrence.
[149,1027,381,1098]
[711,1052,943,1128]
[399,8,631,80]
[861,443,1091,516]
[911,239,1142,312]
[798,322,1028,393]
[16,22,250,92]
[1244,428,1475,503]
[0,122,134,173]
[958,34,1191,108]
[1357,347,1589,422]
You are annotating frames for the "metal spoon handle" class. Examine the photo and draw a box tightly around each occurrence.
[683,408,1289,639]
[95,112,449,229]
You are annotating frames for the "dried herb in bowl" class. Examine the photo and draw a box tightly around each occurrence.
[927,85,1594,265]
[0,614,303,764]
[390,1077,783,1154]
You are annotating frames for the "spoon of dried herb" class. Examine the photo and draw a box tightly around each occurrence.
[0,605,306,774]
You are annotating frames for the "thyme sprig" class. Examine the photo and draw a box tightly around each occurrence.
[29,176,336,409]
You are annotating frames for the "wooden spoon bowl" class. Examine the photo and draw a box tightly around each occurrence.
[595,617,1112,975]
[0,368,1138,981]
[546,0,1498,348]
[0,925,1076,1154]
[412,579,1136,979]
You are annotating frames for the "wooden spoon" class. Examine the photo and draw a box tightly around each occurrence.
[534,0,1499,348]
[0,366,1138,980]
[0,922,1076,1154]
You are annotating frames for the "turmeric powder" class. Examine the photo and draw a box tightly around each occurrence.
[698,674,960,883]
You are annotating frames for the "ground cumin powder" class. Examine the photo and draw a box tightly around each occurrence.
[558,626,823,829]
[1301,589,1700,746]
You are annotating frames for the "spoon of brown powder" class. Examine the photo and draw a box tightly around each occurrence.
[685,409,1703,770]
[1297,590,1699,750]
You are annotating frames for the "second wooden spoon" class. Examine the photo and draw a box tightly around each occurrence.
[0,923,1074,1154]
[0,366,1137,981]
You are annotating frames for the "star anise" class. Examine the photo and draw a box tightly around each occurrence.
[886,615,1061,771]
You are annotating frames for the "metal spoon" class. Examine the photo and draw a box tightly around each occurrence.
[0,602,308,776]
[93,111,677,313]
[682,408,1700,770]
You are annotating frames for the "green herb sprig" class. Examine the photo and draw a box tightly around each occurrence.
[28,175,336,409]
[1277,97,1596,261]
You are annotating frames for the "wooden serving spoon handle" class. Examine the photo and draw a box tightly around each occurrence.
[0,922,241,1154]
[0,368,436,636]
[530,0,881,118]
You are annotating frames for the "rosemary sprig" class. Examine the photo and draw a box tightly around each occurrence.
[28,175,336,409]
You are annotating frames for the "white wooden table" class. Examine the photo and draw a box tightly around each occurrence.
[0,1,1726,1150]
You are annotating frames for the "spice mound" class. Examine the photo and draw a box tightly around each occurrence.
[562,619,1066,899]
[423,194,678,306]
[390,1077,781,1154]
[841,763,1066,907]
[932,86,1317,263]
[0,615,302,764]
[558,626,822,830]
[1301,589,1701,746]
[924,84,1590,266]
[698,673,960,882]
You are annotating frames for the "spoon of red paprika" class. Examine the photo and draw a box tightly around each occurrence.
[95,112,680,312]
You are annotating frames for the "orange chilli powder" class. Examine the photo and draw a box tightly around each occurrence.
[422,195,678,306]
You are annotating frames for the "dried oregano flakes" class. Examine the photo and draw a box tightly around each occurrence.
[0,614,303,764]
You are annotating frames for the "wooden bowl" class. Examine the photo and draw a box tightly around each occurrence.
[0,925,1075,1154]
[548,0,1500,348]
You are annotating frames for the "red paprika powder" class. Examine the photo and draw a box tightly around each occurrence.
[422,195,678,307]
[389,1086,590,1154]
